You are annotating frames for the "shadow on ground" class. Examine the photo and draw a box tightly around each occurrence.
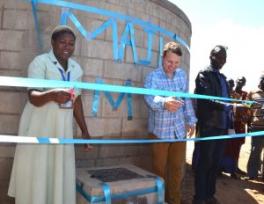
[182,163,264,204]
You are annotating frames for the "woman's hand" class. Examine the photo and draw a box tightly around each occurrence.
[82,132,93,152]
[28,89,72,107]
[51,89,72,104]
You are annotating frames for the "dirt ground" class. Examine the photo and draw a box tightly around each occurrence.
[182,137,264,204]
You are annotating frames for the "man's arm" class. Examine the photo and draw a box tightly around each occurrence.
[144,73,165,111]
[144,73,183,112]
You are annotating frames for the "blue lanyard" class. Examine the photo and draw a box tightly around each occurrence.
[57,67,71,81]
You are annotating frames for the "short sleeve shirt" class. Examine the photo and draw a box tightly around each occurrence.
[28,50,83,96]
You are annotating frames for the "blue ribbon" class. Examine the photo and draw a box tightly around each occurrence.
[158,36,163,68]
[91,78,102,117]
[92,78,133,120]
[31,0,43,51]
[60,7,70,25]
[119,22,138,63]
[55,0,182,65]
[102,183,111,204]
[68,12,90,40]
[113,80,132,109]
[0,76,260,144]
[155,177,165,204]
[0,76,255,104]
[30,0,190,51]
[92,78,103,117]
[23,130,264,145]
[76,178,164,203]
[61,10,119,60]
[126,80,133,120]
[139,31,153,65]
[37,137,50,144]
[30,0,190,66]
[76,182,104,203]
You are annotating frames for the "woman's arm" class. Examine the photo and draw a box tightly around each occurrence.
[74,95,92,151]
[73,95,90,138]
[28,89,71,107]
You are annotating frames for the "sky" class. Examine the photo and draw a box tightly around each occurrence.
[168,0,264,92]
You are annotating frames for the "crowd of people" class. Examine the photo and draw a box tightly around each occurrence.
[145,42,264,204]
[6,24,264,204]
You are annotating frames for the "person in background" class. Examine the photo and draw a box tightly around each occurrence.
[8,25,92,204]
[221,77,248,178]
[227,79,235,94]
[246,75,264,180]
[144,41,197,204]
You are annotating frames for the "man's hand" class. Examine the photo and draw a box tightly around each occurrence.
[164,98,184,112]
[187,125,195,137]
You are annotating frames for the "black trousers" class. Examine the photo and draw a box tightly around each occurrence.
[194,127,227,200]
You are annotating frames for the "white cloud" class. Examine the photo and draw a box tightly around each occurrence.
[189,19,264,92]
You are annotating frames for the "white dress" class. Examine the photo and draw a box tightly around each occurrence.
[8,50,83,204]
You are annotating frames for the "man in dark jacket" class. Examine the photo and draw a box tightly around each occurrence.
[193,45,231,204]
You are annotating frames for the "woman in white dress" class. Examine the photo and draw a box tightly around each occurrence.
[8,25,92,204]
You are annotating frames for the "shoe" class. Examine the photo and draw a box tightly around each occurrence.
[206,197,220,204]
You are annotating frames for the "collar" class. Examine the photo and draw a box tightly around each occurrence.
[210,66,220,73]
[48,50,74,72]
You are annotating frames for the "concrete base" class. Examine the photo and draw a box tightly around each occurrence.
[76,164,164,204]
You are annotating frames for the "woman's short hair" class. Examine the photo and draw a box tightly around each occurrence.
[163,42,182,57]
[51,25,76,41]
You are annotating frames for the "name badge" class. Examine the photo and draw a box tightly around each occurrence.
[59,100,73,109]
